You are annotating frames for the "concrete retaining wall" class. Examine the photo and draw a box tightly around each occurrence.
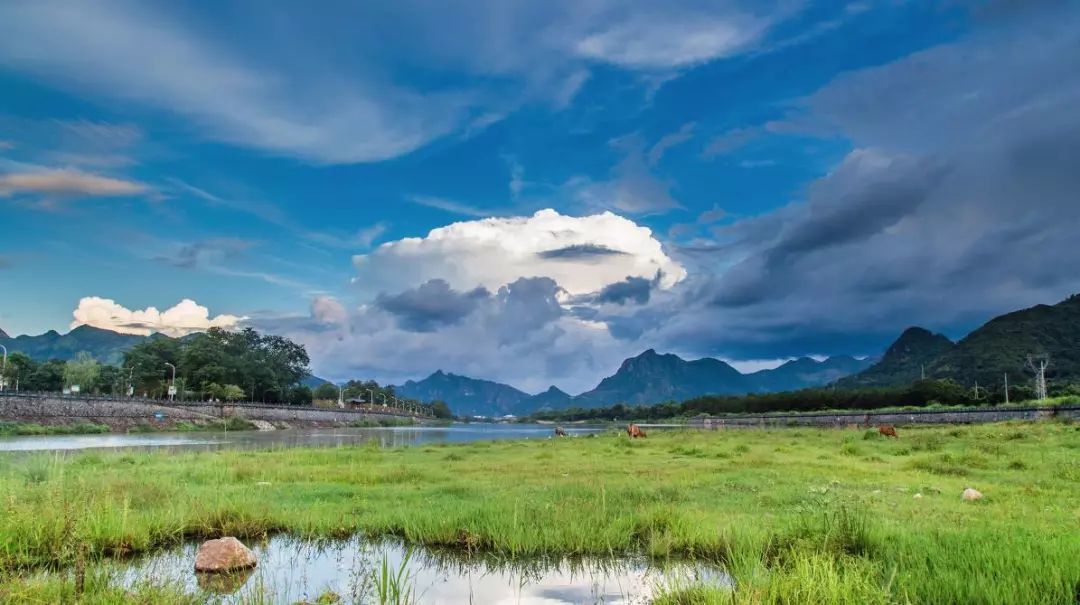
[692,405,1080,429]
[0,393,416,428]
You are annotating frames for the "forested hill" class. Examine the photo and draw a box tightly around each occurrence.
[843,294,1080,389]
[836,327,954,388]
[928,294,1080,386]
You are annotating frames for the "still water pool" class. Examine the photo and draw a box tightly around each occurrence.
[116,535,730,604]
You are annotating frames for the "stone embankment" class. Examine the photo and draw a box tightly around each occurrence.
[0,393,425,431]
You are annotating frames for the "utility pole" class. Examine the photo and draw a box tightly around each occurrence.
[1026,354,1050,401]
[337,384,344,408]
[164,362,176,401]
[1004,373,1009,405]
[368,389,375,409]
[920,364,925,380]
[0,344,6,392]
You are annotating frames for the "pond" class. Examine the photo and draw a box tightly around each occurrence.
[114,535,730,604]
[0,424,611,453]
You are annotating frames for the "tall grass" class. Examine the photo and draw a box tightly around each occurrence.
[371,547,417,605]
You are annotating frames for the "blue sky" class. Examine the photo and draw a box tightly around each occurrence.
[2,1,1079,392]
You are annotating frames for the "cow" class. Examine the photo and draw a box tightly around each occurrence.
[627,423,646,439]
[554,426,567,437]
[878,424,898,439]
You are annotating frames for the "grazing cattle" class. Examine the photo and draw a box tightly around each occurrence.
[879,424,898,438]
[627,424,646,439]
[554,426,567,437]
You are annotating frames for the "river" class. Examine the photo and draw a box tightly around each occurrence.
[0,423,611,453]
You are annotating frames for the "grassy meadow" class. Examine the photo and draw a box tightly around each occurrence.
[0,421,1077,603]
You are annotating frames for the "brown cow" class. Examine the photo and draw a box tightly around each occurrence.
[554,426,567,437]
[879,424,898,439]
[627,423,647,439]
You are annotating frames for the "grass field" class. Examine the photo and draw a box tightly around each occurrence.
[0,421,1077,603]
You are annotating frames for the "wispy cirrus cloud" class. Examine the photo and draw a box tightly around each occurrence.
[0,168,147,198]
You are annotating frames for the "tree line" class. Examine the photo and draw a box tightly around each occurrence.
[309,380,453,418]
[2,327,455,415]
[531,378,1080,422]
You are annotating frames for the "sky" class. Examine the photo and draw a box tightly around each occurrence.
[2,0,1080,393]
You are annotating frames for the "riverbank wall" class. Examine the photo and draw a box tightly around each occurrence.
[689,404,1080,429]
[0,393,425,430]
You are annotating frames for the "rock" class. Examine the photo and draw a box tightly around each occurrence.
[194,537,258,573]
[913,493,923,499]
[962,488,983,501]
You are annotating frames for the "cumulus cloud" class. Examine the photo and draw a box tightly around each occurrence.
[311,296,348,326]
[255,277,632,393]
[71,297,244,337]
[0,169,146,197]
[353,209,686,297]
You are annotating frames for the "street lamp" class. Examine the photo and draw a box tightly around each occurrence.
[164,362,176,401]
[126,366,135,399]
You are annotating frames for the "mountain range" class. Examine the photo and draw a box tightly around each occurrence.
[5,293,1078,415]
[0,325,150,365]
[395,352,874,417]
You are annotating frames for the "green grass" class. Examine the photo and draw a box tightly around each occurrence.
[0,421,1077,603]
[0,422,111,437]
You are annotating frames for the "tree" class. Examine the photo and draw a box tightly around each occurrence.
[288,385,313,406]
[63,352,100,392]
[1,352,36,391]
[97,365,123,395]
[222,384,245,402]
[124,337,181,397]
[430,400,453,419]
[28,359,65,392]
[313,383,339,401]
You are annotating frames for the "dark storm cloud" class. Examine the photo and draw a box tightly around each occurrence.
[594,276,653,305]
[626,7,1080,360]
[537,244,628,260]
[375,279,489,332]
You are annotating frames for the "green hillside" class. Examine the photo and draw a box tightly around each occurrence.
[928,294,1080,388]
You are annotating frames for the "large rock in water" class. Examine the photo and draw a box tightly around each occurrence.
[194,537,257,573]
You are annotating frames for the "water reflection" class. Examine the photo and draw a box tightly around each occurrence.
[118,536,729,604]
[0,424,609,453]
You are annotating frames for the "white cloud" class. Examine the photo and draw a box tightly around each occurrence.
[0,169,146,197]
[352,209,686,297]
[0,2,471,164]
[574,12,767,69]
[71,297,244,337]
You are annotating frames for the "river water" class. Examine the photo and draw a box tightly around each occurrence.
[0,424,611,453]
[115,536,729,604]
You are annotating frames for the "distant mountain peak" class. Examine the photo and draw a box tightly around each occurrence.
[0,327,8,339]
